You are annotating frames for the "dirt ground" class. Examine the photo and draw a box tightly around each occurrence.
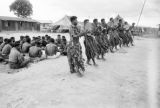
[0,33,159,108]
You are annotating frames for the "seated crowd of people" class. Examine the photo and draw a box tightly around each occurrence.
[0,35,67,69]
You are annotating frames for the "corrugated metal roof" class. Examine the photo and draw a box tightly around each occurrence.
[0,16,39,23]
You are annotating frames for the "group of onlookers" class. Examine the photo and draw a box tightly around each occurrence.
[0,34,67,69]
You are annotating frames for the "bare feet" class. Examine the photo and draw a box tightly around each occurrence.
[86,60,91,65]
[77,70,84,77]
[93,63,98,67]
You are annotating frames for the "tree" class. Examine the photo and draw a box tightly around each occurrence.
[10,0,33,18]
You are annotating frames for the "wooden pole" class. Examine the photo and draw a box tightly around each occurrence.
[136,0,147,26]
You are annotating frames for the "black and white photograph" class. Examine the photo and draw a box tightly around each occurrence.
[0,0,159,108]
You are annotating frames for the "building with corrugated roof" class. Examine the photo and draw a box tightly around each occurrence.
[0,16,40,32]
[38,20,53,32]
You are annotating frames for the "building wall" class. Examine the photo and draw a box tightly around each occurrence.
[1,21,17,31]
[0,20,40,32]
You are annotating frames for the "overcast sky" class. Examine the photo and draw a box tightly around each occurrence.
[0,0,159,27]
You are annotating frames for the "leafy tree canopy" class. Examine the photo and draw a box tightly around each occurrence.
[10,0,33,18]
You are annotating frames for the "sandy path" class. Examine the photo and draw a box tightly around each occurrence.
[0,37,158,108]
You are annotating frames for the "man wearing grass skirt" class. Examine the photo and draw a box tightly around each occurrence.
[83,19,97,65]
[67,16,85,74]
[92,19,106,60]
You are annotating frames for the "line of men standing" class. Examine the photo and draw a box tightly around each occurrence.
[67,16,135,76]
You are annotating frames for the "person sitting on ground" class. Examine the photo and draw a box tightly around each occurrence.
[0,37,4,61]
[56,35,62,47]
[25,35,31,43]
[38,36,41,40]
[9,41,30,69]
[0,37,3,45]
[1,39,12,59]
[31,37,36,45]
[61,36,67,46]
[45,38,59,58]
[29,41,42,58]
[0,38,8,52]
[45,35,49,41]
[22,37,31,53]
[20,36,24,42]
[10,37,15,47]
[19,36,25,51]
[41,36,47,48]
[59,36,67,55]
[46,35,51,43]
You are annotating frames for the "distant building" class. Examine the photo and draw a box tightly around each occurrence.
[0,16,40,32]
[39,20,53,32]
